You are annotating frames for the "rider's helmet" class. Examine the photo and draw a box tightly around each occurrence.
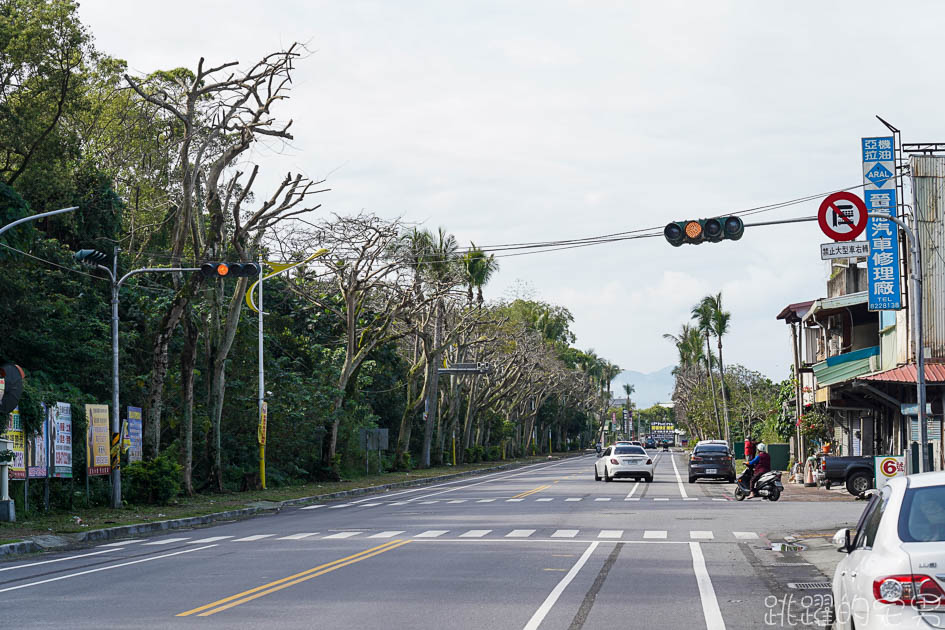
[756,442,767,453]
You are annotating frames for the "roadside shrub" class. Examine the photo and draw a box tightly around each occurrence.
[486,446,501,461]
[124,455,182,505]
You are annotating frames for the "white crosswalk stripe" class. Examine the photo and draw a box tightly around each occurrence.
[594,497,611,502]
[476,499,495,503]
[323,532,362,539]
[733,531,759,539]
[713,498,728,502]
[506,498,524,502]
[625,498,641,501]
[506,529,536,538]
[277,533,318,540]
[654,498,669,501]
[142,537,190,545]
[551,529,579,538]
[328,504,352,509]
[360,503,382,507]
[390,501,408,506]
[415,530,448,538]
[459,530,492,538]
[447,500,467,504]
[535,498,553,502]
[690,531,714,539]
[99,540,142,547]
[598,530,624,539]
[643,530,667,539]
[233,534,275,542]
[369,531,405,538]
[565,498,582,502]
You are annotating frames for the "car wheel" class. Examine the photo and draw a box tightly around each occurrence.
[846,472,872,496]
[645,475,652,483]
[688,476,696,484]
[824,480,832,490]
[594,467,601,481]
[604,467,612,482]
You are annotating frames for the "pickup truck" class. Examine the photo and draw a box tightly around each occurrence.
[820,455,874,495]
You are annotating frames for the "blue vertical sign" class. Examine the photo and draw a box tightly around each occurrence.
[862,136,901,310]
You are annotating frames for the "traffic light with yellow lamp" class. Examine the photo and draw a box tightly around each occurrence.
[663,216,744,246]
[200,262,261,278]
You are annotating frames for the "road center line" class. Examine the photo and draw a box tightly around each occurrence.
[670,452,689,499]
[0,545,217,594]
[690,542,726,630]
[522,542,598,630]
[512,484,550,499]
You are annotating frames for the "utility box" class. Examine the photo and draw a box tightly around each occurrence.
[733,441,745,460]
[768,443,790,471]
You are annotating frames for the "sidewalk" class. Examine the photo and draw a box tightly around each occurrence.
[781,480,860,502]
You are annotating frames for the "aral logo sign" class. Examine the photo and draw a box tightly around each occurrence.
[874,455,906,489]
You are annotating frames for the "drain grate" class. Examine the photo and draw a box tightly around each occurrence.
[787,582,832,590]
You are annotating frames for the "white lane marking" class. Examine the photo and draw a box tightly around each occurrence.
[733,532,759,540]
[506,498,524,502]
[142,538,190,546]
[690,531,714,539]
[506,529,536,538]
[625,483,640,500]
[0,548,119,572]
[361,503,381,507]
[0,545,217,594]
[233,534,274,542]
[713,498,728,502]
[536,498,553,502]
[565,498,582,502]
[598,530,623,539]
[654,498,669,502]
[644,530,667,539]
[459,530,492,538]
[368,531,405,538]
[477,499,496,503]
[390,502,408,506]
[626,498,641,502]
[328,504,352,509]
[277,533,318,540]
[99,541,141,547]
[522,542,599,630]
[551,530,578,538]
[684,498,699,501]
[189,536,233,544]
[419,501,439,505]
[594,497,611,502]
[690,542,726,629]
[447,500,467,504]
[415,530,448,538]
[670,452,689,499]
[323,532,362,539]
[300,504,324,510]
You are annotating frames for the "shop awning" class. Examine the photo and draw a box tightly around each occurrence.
[776,300,815,324]
[802,291,868,323]
[812,345,879,387]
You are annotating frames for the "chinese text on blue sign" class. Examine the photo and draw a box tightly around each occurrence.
[862,136,901,310]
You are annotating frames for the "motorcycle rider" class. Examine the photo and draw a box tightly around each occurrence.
[746,442,770,498]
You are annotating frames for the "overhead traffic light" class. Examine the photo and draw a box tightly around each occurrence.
[73,249,109,266]
[200,262,261,278]
[663,216,744,247]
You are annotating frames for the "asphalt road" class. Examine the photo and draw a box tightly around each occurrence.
[0,451,866,629]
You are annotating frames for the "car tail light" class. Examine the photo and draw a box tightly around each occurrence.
[610,458,619,465]
[873,575,945,606]
[821,459,826,471]
[722,456,732,462]
[646,459,652,465]
[691,456,703,462]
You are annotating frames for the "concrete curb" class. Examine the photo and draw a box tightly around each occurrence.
[0,452,588,558]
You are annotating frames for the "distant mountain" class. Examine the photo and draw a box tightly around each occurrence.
[611,366,675,409]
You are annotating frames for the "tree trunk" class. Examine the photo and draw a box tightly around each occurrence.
[718,339,731,444]
[180,311,197,495]
[420,301,443,468]
[704,334,722,438]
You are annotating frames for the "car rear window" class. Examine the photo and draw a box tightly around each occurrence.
[899,486,945,542]
[695,445,729,454]
[614,446,646,455]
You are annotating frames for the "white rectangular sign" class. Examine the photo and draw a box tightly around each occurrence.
[874,455,906,490]
[820,241,870,260]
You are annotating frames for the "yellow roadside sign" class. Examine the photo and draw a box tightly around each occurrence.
[245,249,329,312]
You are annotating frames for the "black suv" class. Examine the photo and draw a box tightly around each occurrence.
[687,441,736,483]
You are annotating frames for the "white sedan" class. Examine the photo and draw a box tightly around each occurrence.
[594,444,654,483]
[830,471,945,629]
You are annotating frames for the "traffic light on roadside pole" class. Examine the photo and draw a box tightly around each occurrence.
[663,216,744,247]
[200,262,261,278]
[73,249,109,266]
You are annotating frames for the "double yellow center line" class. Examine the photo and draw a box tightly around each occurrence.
[177,539,410,617]
[512,484,550,499]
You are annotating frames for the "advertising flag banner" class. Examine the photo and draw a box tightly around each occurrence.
[28,411,47,479]
[126,406,142,463]
[3,408,24,479]
[257,402,268,446]
[85,404,110,476]
[862,136,902,310]
[51,402,72,478]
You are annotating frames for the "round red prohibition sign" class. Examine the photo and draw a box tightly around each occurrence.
[818,191,868,241]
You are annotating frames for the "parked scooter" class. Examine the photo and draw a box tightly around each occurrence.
[734,462,783,501]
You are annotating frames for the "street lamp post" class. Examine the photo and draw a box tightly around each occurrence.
[76,247,199,508]
[0,206,78,239]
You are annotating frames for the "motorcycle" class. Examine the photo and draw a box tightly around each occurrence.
[734,462,783,501]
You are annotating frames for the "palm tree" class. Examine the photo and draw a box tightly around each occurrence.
[707,292,733,444]
[622,382,635,437]
[462,243,499,306]
[692,298,722,438]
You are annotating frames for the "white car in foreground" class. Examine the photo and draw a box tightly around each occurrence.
[594,444,654,483]
[830,471,945,629]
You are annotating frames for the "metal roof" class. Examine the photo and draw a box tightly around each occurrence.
[802,291,868,322]
[776,300,815,323]
[859,363,945,383]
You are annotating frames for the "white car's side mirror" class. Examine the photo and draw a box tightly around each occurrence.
[832,528,852,553]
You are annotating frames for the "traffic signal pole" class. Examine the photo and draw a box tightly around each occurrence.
[257,256,265,490]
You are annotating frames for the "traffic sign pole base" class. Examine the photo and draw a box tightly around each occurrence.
[0,500,15,522]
